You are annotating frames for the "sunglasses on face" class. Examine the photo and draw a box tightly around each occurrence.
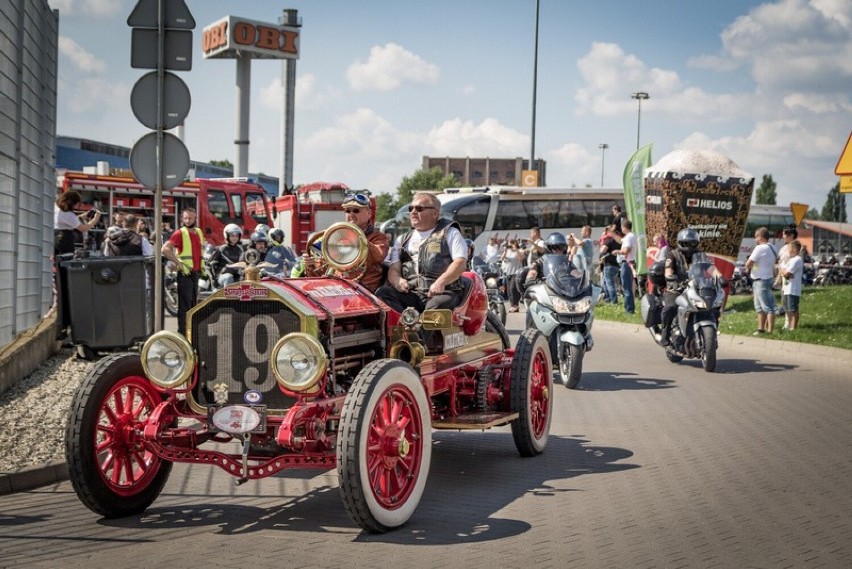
[408,205,436,213]
[343,192,370,206]
[343,208,364,214]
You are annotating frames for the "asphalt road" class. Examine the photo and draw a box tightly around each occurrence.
[2,312,852,569]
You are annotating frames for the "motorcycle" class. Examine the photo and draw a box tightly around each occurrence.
[163,266,179,317]
[523,255,601,389]
[472,257,507,325]
[730,261,752,295]
[642,253,725,373]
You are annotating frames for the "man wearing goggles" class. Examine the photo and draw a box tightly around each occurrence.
[339,191,389,291]
[376,192,468,312]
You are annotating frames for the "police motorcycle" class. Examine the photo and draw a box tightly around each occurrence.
[642,251,725,373]
[523,233,601,389]
[471,254,507,325]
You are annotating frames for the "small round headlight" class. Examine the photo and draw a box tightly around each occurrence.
[271,333,328,393]
[141,331,195,389]
[323,222,368,272]
[401,307,420,326]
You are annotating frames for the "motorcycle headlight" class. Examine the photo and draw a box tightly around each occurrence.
[485,277,499,289]
[552,296,591,314]
[141,331,195,389]
[271,333,328,393]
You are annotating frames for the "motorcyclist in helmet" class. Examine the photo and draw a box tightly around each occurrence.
[239,230,269,265]
[254,223,270,237]
[659,227,701,346]
[209,223,245,287]
[269,228,285,247]
[525,232,569,283]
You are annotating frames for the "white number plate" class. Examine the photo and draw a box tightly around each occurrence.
[207,405,267,435]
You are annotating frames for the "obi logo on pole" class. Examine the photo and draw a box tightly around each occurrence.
[202,15,300,60]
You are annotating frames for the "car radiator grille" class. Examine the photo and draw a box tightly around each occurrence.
[190,299,302,410]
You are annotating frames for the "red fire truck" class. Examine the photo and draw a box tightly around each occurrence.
[59,171,275,247]
[272,181,376,254]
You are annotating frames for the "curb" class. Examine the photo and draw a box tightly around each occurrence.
[0,460,68,496]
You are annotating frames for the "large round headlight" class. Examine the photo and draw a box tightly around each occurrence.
[141,331,195,389]
[323,222,368,272]
[271,333,328,393]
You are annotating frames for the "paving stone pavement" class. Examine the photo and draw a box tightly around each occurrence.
[1,315,851,568]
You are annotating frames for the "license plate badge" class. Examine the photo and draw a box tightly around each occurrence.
[207,404,267,435]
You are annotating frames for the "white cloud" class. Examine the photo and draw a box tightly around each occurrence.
[462,85,476,96]
[346,43,439,92]
[58,36,106,73]
[545,143,600,188]
[60,77,128,114]
[574,42,748,122]
[424,118,527,157]
[259,74,341,112]
[49,0,122,17]
[304,108,419,159]
[721,0,852,91]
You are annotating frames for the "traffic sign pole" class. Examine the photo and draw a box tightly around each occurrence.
[128,0,195,331]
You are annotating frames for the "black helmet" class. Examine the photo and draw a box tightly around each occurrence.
[545,232,568,254]
[250,231,268,245]
[676,227,700,255]
[269,228,284,244]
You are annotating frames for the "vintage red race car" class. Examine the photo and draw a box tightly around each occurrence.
[65,222,554,533]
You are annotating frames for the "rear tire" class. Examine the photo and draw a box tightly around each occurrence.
[701,326,717,372]
[65,353,172,518]
[337,359,431,533]
[510,329,553,457]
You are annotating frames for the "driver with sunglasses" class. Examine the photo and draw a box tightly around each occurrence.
[339,191,389,291]
[376,191,468,313]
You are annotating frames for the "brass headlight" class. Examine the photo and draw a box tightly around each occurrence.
[271,333,328,392]
[322,222,368,272]
[141,331,195,389]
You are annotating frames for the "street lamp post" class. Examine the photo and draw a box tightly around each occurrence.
[631,91,649,149]
[598,143,609,186]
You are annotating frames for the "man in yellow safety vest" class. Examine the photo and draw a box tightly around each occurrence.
[162,207,205,335]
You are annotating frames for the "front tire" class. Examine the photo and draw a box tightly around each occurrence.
[701,326,717,372]
[510,329,553,457]
[337,359,432,533]
[561,343,585,389]
[65,353,172,518]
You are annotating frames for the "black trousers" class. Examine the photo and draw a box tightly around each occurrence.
[375,284,461,313]
[177,270,199,335]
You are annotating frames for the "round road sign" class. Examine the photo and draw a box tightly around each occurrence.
[131,71,191,130]
[130,132,190,190]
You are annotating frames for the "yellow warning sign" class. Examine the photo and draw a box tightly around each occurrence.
[840,176,852,194]
[789,202,809,226]
[835,131,852,175]
[521,170,539,188]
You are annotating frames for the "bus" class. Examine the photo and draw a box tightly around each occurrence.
[737,204,796,263]
[380,186,625,251]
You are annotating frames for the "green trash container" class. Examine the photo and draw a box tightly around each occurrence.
[59,255,155,353]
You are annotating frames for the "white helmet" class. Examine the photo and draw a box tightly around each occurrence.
[223,223,242,240]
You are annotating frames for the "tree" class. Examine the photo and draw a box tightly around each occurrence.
[806,207,820,220]
[820,182,847,222]
[374,193,398,223]
[209,159,233,169]
[396,167,457,205]
[755,174,777,205]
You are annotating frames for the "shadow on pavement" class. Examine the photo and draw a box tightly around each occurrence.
[576,372,675,391]
[98,433,636,544]
[711,358,798,375]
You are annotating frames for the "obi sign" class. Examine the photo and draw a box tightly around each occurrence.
[202,15,299,60]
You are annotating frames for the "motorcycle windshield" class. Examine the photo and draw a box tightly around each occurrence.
[688,255,717,289]
[542,255,589,298]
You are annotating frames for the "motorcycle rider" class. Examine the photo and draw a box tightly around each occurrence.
[209,223,245,287]
[239,230,269,266]
[525,232,569,283]
[659,228,701,346]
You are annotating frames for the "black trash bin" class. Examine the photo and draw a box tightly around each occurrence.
[59,255,155,354]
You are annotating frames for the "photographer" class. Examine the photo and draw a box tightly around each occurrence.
[500,237,524,312]
[54,191,101,256]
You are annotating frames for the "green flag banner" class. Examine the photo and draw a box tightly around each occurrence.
[622,144,653,275]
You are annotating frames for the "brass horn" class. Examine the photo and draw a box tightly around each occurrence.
[389,338,425,368]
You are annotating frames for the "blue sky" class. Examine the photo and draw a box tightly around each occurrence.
[52,0,851,216]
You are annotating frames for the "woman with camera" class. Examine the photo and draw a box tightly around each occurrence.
[500,238,525,312]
